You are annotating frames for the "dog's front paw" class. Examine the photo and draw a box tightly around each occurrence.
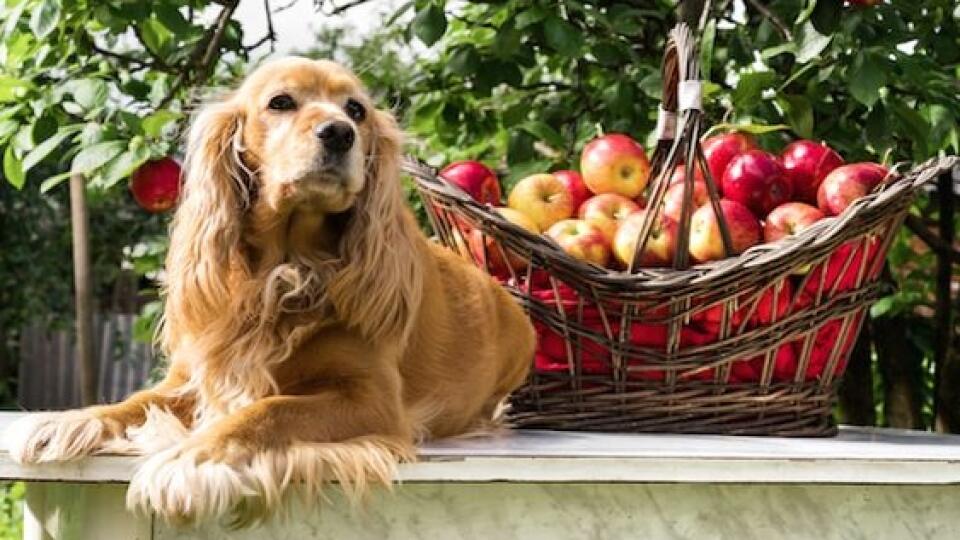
[126,437,254,526]
[3,411,111,464]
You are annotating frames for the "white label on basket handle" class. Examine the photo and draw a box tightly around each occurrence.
[655,106,676,140]
[679,80,703,111]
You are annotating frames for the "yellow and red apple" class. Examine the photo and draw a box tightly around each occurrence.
[662,181,710,223]
[469,207,539,275]
[817,162,888,216]
[763,202,825,243]
[507,173,576,231]
[578,193,641,243]
[689,199,762,263]
[545,219,611,267]
[613,210,678,268]
[580,133,651,198]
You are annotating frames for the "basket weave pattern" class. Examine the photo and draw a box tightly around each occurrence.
[407,155,958,436]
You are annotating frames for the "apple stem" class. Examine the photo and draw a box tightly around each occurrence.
[594,123,605,139]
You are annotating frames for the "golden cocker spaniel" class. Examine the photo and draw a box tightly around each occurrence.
[4,57,535,525]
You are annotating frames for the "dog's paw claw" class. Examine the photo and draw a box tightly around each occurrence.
[3,412,107,464]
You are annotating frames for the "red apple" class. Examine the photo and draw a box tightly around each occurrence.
[763,202,826,243]
[545,219,612,267]
[721,150,793,217]
[508,173,576,231]
[848,0,878,6]
[440,160,501,205]
[689,199,762,262]
[613,210,678,268]
[553,170,591,211]
[668,163,706,186]
[130,157,181,213]
[817,163,889,216]
[701,132,757,184]
[578,193,642,243]
[580,133,651,198]
[468,207,538,275]
[663,181,710,223]
[781,140,844,205]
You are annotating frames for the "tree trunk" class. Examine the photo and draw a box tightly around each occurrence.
[875,315,924,429]
[838,319,875,426]
[69,173,97,406]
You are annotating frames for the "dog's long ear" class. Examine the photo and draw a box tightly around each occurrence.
[162,99,248,350]
[329,109,423,342]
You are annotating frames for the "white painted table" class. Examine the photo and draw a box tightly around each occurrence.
[2,412,960,539]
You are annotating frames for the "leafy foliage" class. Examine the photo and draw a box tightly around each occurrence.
[0,482,22,540]
[0,0,255,192]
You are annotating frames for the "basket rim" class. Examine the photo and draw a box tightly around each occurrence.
[405,155,958,290]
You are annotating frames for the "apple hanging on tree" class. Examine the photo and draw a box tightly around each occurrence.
[130,157,182,213]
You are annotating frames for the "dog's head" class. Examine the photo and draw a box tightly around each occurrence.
[164,57,419,347]
[186,57,399,217]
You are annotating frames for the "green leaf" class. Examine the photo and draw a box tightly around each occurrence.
[795,22,832,64]
[520,121,565,149]
[515,7,545,29]
[0,76,33,103]
[2,0,28,39]
[101,144,151,188]
[68,79,108,111]
[705,123,790,137]
[849,52,887,108]
[411,4,447,47]
[70,140,125,175]
[22,125,81,172]
[0,119,19,142]
[153,4,191,35]
[29,0,60,39]
[140,17,173,56]
[141,110,182,138]
[890,99,929,157]
[732,71,776,110]
[810,0,843,35]
[870,296,895,318]
[700,19,716,77]
[777,94,814,139]
[39,170,73,193]
[544,16,582,57]
[3,145,25,189]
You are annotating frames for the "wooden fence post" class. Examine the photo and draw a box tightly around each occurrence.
[69,173,97,406]
[935,170,958,432]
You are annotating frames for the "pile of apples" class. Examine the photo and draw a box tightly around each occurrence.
[441,131,888,272]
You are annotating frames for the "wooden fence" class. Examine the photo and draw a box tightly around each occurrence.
[17,313,155,410]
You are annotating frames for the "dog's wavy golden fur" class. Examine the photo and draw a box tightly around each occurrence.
[4,57,535,526]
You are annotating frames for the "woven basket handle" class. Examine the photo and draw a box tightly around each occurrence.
[628,23,733,273]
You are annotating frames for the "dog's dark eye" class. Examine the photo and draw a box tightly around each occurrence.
[268,94,296,111]
[344,98,366,122]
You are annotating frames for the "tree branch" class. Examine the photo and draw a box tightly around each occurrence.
[743,0,793,41]
[159,0,240,109]
[905,214,960,260]
[244,0,278,53]
[320,0,373,16]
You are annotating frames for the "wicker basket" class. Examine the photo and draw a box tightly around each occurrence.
[404,25,960,436]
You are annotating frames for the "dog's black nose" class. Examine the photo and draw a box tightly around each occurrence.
[316,121,355,153]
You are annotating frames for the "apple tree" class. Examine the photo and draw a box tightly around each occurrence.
[0,0,279,405]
